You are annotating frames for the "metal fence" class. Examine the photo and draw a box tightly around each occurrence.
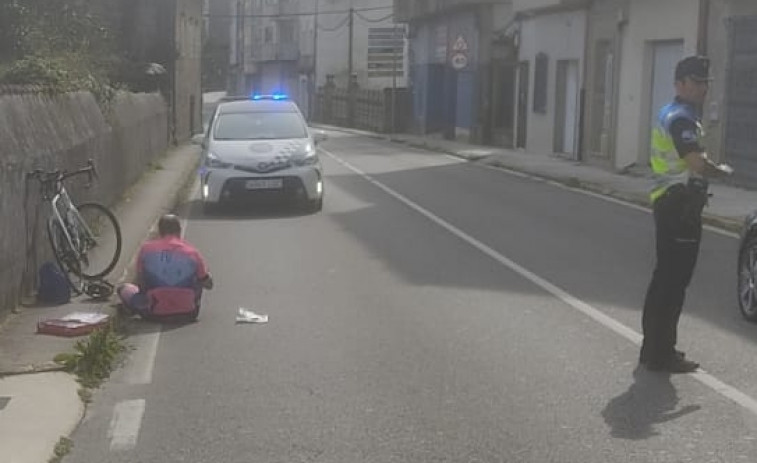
[314,86,411,133]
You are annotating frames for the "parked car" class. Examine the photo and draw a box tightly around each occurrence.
[193,94,327,213]
[738,211,757,321]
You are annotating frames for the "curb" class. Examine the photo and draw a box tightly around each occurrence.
[0,145,200,377]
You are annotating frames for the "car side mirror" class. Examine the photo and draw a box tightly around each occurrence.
[191,133,206,146]
[313,131,328,145]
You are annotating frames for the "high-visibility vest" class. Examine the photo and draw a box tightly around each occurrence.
[649,101,701,202]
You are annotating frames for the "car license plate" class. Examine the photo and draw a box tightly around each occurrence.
[246,179,283,190]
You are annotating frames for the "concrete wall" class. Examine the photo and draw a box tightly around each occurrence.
[517,9,587,155]
[613,0,699,170]
[0,90,168,317]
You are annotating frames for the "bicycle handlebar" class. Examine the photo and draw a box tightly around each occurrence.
[26,159,97,186]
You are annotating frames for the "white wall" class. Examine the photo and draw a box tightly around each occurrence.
[313,0,407,89]
[518,10,586,154]
[613,0,699,169]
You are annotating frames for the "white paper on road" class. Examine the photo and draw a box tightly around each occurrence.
[236,308,269,324]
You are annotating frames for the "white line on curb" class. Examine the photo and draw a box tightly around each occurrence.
[321,147,757,418]
[108,399,146,451]
[122,330,161,385]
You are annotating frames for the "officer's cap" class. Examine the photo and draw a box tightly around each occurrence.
[675,56,712,82]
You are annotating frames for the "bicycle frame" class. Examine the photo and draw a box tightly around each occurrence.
[49,182,96,262]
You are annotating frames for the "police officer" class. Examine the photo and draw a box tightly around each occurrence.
[639,56,733,373]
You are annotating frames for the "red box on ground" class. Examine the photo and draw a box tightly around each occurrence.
[37,312,110,337]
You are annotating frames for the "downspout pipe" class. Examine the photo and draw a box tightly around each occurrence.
[697,0,710,55]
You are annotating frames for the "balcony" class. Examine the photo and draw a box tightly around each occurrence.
[512,0,589,14]
[395,0,500,22]
[250,42,300,62]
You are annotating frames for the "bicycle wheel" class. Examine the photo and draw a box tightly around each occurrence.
[47,218,85,295]
[71,203,122,279]
[738,235,757,322]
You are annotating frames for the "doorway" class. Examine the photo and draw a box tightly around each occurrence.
[554,59,580,157]
[646,40,684,162]
[516,61,530,149]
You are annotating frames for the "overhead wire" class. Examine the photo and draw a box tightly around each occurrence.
[203,5,392,19]
[354,11,395,23]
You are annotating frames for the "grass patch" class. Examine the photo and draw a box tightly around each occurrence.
[49,436,73,463]
[53,322,127,389]
[148,160,164,171]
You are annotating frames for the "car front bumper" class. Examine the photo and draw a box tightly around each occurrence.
[200,165,323,204]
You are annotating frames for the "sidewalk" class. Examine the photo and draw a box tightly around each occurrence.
[0,143,200,463]
[313,124,757,234]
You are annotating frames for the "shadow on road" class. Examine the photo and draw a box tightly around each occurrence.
[601,365,701,440]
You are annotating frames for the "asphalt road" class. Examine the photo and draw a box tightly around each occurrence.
[67,131,757,463]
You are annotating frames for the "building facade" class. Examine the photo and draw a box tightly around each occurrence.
[399,0,514,144]
[512,1,588,158]
[119,0,203,143]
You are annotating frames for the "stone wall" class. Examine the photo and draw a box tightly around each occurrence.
[0,89,168,316]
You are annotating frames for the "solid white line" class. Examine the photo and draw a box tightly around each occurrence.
[122,330,161,385]
[108,399,146,451]
[321,147,757,417]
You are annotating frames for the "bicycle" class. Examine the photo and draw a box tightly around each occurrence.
[27,160,122,297]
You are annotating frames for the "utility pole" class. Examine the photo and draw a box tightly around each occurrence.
[347,4,354,83]
[310,0,320,121]
[235,0,244,94]
[391,21,398,137]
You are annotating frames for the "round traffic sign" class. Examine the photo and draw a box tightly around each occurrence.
[451,53,468,70]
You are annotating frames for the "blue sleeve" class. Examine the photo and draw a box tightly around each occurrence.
[669,118,703,158]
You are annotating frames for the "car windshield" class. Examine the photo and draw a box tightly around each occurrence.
[214,111,307,140]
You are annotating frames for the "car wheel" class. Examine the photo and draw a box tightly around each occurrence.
[738,235,757,322]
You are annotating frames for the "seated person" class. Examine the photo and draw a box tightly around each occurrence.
[118,214,213,320]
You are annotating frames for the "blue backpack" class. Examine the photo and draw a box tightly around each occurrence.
[38,262,71,305]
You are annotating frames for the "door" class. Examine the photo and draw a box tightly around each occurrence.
[725,17,757,185]
[443,68,458,140]
[516,61,529,149]
[647,41,684,160]
[554,60,580,156]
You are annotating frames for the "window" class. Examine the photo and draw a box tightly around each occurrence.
[533,52,548,114]
[278,19,296,44]
[214,112,308,140]
[367,26,405,78]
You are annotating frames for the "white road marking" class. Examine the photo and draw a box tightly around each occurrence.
[108,399,146,451]
[117,182,200,385]
[121,329,161,385]
[321,147,757,417]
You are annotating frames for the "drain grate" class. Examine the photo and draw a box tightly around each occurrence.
[0,397,10,410]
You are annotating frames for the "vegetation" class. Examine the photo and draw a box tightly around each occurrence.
[0,0,147,105]
[49,436,73,463]
[53,323,127,389]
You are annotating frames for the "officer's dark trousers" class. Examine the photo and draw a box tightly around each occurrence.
[641,184,703,363]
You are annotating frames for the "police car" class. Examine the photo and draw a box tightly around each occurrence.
[194,94,326,213]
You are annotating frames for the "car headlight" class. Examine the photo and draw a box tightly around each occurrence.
[205,152,233,169]
[292,143,319,166]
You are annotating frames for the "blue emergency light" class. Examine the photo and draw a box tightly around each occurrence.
[250,93,289,101]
